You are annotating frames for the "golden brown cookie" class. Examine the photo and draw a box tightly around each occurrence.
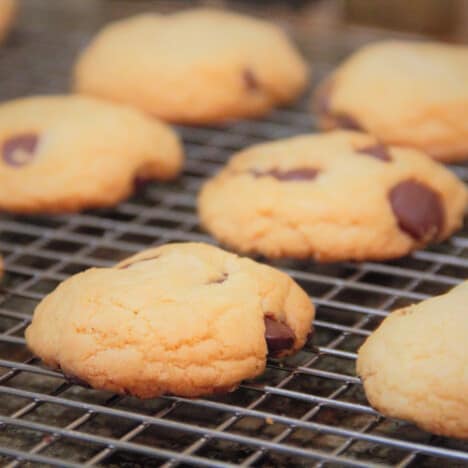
[25,243,315,398]
[313,41,468,162]
[74,8,308,124]
[198,130,467,261]
[0,95,183,213]
[357,281,468,439]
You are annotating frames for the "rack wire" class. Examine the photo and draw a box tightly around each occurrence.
[0,1,467,466]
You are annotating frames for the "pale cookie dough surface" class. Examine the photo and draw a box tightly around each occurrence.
[0,95,183,213]
[198,131,467,262]
[357,281,468,439]
[314,41,468,162]
[0,0,16,44]
[74,8,308,124]
[25,243,315,398]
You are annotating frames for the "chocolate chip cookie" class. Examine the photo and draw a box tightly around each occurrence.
[0,95,183,213]
[357,280,468,439]
[198,130,467,261]
[25,243,315,398]
[73,8,308,124]
[0,0,16,44]
[313,41,468,162]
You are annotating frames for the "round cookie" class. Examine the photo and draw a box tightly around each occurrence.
[0,0,16,44]
[25,242,315,398]
[73,8,308,124]
[0,95,183,213]
[198,130,467,262]
[313,41,468,162]
[357,281,468,439]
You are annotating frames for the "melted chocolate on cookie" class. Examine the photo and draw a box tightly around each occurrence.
[209,272,228,284]
[2,133,39,167]
[264,315,295,356]
[389,180,444,241]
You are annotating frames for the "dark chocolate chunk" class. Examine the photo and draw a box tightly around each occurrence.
[118,255,160,269]
[389,180,444,241]
[252,168,319,181]
[2,133,39,167]
[357,143,392,162]
[243,68,259,91]
[264,316,295,356]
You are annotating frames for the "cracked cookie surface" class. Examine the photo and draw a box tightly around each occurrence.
[313,40,468,162]
[73,8,308,124]
[357,281,468,439]
[0,95,183,213]
[198,131,467,261]
[25,243,315,398]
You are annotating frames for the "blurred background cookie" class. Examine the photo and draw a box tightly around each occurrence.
[313,41,468,162]
[0,95,183,213]
[73,8,308,124]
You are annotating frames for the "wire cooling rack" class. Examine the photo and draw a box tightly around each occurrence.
[0,1,467,467]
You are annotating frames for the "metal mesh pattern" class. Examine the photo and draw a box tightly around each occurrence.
[0,1,467,466]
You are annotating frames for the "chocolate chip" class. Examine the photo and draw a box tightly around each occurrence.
[252,168,319,181]
[264,316,295,356]
[357,143,392,162]
[243,68,259,91]
[2,133,39,167]
[118,254,160,269]
[389,180,444,241]
[209,273,228,284]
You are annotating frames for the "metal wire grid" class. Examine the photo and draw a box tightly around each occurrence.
[0,1,468,467]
